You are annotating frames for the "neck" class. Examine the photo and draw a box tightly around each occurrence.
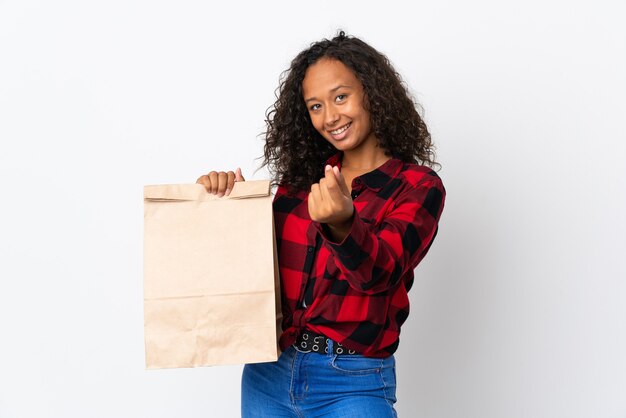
[341,147,390,170]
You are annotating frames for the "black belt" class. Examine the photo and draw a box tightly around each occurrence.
[294,329,358,355]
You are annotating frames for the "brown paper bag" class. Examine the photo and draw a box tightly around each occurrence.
[143,180,281,369]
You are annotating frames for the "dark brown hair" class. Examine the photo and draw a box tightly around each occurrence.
[260,31,437,194]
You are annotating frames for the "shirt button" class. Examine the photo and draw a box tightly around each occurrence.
[351,192,358,199]
[307,247,314,253]
[354,179,361,185]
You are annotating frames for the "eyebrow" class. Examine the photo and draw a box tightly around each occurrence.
[304,85,352,103]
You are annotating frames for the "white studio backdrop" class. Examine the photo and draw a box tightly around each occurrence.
[1,1,625,417]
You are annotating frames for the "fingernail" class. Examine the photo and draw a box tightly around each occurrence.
[325,165,331,171]
[225,188,232,195]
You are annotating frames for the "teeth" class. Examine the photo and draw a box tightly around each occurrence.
[330,123,351,135]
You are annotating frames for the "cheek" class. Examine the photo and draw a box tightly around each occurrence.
[357,108,372,129]
[348,103,365,123]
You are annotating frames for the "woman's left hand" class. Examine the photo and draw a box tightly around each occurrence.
[308,165,354,234]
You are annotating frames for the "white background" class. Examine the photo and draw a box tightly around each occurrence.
[1,1,625,417]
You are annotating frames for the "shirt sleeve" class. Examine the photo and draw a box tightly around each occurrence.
[319,176,445,294]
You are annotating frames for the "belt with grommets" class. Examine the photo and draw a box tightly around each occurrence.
[294,329,358,355]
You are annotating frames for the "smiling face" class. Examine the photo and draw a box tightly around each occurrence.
[302,58,378,154]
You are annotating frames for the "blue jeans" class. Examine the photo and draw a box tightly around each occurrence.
[241,343,397,417]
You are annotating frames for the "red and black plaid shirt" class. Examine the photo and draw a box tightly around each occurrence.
[273,152,446,358]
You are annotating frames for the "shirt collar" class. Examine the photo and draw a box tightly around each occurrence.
[324,152,403,191]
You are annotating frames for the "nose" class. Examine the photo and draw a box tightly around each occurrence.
[324,106,340,127]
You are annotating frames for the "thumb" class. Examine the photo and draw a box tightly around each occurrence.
[235,167,245,182]
[332,166,350,197]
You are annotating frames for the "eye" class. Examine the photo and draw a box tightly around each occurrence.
[335,94,347,102]
[309,103,321,111]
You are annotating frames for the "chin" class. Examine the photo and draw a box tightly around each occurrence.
[336,140,360,151]
[330,142,351,151]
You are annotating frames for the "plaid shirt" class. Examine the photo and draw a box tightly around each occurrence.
[273,152,446,357]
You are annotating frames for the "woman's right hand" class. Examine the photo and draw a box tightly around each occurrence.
[196,167,245,197]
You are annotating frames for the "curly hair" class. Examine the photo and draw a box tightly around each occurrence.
[260,31,437,194]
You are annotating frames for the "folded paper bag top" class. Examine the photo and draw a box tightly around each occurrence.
[143,181,271,201]
[143,180,282,369]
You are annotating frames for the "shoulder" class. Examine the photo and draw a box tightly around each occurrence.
[392,163,445,218]
[273,183,308,199]
[397,162,445,191]
[391,163,446,216]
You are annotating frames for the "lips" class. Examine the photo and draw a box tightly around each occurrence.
[328,122,352,140]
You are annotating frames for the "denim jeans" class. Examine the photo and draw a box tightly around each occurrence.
[241,343,397,418]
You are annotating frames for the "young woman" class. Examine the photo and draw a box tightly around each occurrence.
[197,31,445,418]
